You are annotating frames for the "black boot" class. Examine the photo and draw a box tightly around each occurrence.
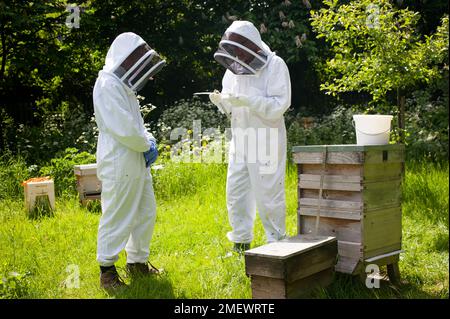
[100,265,126,289]
[126,262,160,277]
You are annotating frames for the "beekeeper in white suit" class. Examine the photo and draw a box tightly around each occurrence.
[93,32,166,289]
[210,21,292,253]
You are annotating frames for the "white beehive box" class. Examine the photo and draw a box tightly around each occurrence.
[22,177,55,216]
[74,164,101,205]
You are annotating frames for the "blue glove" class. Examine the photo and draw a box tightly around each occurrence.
[143,140,158,168]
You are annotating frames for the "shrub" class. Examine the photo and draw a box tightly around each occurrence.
[287,104,356,152]
[156,98,229,143]
[0,154,32,201]
[0,271,31,299]
[404,78,449,162]
[39,148,96,197]
[15,103,98,164]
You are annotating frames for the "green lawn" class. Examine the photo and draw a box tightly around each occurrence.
[0,161,448,298]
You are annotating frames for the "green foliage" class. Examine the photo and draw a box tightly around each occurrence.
[156,98,229,143]
[287,104,356,150]
[0,271,31,299]
[0,0,103,124]
[15,103,98,163]
[310,0,449,106]
[39,148,96,196]
[152,162,227,201]
[0,155,31,201]
[236,0,319,64]
[404,77,449,162]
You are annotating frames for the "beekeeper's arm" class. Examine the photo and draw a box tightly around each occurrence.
[224,57,292,120]
[209,71,234,116]
[94,79,151,152]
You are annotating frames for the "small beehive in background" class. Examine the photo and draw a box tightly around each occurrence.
[292,144,404,283]
[245,235,337,299]
[74,164,101,205]
[22,177,55,217]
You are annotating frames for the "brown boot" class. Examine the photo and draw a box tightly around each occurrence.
[100,267,127,289]
[126,262,160,277]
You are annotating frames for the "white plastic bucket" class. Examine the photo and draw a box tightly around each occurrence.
[353,114,393,145]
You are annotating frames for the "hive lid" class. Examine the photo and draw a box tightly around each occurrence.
[74,163,97,169]
[244,235,336,259]
[21,176,52,186]
[292,144,404,153]
[74,163,97,175]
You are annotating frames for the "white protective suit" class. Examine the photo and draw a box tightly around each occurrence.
[215,21,292,244]
[93,32,157,266]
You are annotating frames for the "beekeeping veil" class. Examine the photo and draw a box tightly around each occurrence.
[214,21,271,75]
[104,32,166,92]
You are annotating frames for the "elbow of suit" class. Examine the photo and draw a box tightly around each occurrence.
[116,135,151,153]
[254,98,290,120]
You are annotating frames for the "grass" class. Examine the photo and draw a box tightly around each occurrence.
[0,160,448,299]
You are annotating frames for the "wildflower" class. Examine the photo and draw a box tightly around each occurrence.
[301,33,307,42]
[295,35,302,48]
[303,0,312,9]
[260,23,267,34]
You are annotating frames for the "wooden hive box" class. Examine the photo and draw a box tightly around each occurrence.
[245,235,337,299]
[74,164,101,205]
[22,177,56,215]
[292,144,404,281]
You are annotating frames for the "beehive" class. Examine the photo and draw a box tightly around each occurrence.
[22,177,55,216]
[245,235,337,299]
[73,164,101,205]
[292,144,404,281]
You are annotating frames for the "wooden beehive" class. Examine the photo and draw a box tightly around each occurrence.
[292,144,404,281]
[245,235,337,299]
[22,177,55,216]
[73,164,101,205]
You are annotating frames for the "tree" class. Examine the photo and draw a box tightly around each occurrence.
[310,0,449,142]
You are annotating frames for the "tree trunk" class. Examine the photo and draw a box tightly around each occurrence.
[397,88,406,144]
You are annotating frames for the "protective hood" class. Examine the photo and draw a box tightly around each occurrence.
[102,32,166,92]
[214,21,274,75]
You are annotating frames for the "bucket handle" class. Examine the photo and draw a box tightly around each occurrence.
[352,120,391,136]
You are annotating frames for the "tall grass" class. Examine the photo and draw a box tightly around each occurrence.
[0,157,448,298]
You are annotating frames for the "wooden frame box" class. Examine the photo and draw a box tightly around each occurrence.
[292,144,404,282]
[23,178,56,215]
[245,236,337,299]
[74,164,101,205]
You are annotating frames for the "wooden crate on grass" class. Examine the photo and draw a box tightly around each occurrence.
[22,177,56,216]
[245,235,337,299]
[292,144,404,283]
[74,164,101,205]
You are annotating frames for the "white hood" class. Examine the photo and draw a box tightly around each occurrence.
[103,32,146,73]
[225,20,275,61]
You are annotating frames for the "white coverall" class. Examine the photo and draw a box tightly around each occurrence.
[218,22,292,244]
[93,33,157,266]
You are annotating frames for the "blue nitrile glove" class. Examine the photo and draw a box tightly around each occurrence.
[143,140,158,168]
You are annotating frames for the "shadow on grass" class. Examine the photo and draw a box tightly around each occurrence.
[106,272,178,299]
[82,200,102,214]
[433,232,449,252]
[26,195,55,220]
[311,273,439,299]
